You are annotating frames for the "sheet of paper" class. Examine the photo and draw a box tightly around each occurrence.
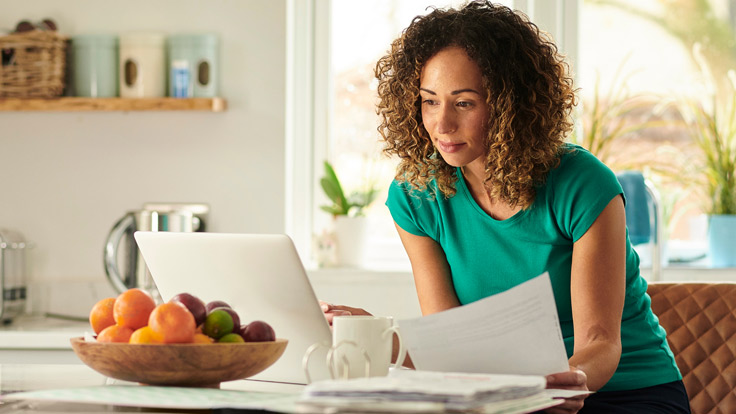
[398,272,569,376]
[544,389,593,399]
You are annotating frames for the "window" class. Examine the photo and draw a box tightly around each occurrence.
[325,0,474,270]
[578,0,728,264]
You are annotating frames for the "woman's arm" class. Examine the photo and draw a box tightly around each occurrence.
[394,222,461,315]
[567,195,627,391]
[391,222,461,369]
[545,195,626,414]
[322,223,459,369]
[319,223,458,320]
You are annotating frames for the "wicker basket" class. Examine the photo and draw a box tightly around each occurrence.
[0,31,68,98]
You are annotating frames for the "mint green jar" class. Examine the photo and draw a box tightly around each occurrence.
[71,34,118,97]
[167,34,219,98]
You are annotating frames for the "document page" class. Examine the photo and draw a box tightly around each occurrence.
[397,272,569,376]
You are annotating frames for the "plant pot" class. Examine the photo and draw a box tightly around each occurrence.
[708,214,736,267]
[334,216,368,268]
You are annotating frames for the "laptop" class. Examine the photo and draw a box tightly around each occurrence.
[133,231,333,385]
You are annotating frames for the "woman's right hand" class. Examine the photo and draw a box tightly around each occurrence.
[544,368,588,414]
[319,300,372,325]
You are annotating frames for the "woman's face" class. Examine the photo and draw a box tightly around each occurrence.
[419,46,489,168]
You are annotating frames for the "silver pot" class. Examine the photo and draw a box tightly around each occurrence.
[103,203,208,301]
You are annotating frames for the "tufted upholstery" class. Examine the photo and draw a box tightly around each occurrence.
[647,282,736,414]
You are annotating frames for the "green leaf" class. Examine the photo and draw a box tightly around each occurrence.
[320,161,350,215]
[320,177,341,204]
[319,205,344,216]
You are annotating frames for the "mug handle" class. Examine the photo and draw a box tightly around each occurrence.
[382,325,407,370]
[302,340,371,383]
[302,341,330,384]
[327,340,371,380]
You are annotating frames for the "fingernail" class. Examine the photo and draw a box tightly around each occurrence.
[320,304,329,311]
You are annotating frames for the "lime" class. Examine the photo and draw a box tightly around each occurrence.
[218,333,245,343]
[203,309,234,339]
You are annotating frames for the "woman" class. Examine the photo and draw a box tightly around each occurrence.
[321,2,689,413]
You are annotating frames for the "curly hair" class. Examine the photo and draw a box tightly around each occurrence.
[375,0,576,208]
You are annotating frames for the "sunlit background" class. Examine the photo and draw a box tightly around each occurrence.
[322,0,734,269]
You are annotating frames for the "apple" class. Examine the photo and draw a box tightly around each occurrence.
[170,293,207,326]
[242,320,275,342]
[205,300,231,313]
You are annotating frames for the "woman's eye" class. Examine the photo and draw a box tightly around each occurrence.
[457,101,473,108]
[422,99,436,105]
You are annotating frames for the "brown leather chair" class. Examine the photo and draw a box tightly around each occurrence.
[647,282,736,414]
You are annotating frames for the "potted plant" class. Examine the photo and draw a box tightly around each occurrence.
[677,64,736,266]
[319,161,379,267]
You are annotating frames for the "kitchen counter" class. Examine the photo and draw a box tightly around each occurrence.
[0,316,89,365]
[0,315,89,350]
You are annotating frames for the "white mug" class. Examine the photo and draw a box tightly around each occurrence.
[332,316,406,379]
[303,315,407,383]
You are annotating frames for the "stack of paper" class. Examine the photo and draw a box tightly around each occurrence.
[297,369,562,413]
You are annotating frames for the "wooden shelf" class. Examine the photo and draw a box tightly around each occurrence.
[0,97,227,112]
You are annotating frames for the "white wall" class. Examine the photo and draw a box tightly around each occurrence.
[0,1,288,284]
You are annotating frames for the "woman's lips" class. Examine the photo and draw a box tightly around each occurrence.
[437,140,466,153]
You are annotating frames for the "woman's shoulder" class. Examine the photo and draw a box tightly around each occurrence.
[386,175,448,239]
[544,143,621,203]
[551,143,614,180]
[558,143,600,166]
[389,173,447,201]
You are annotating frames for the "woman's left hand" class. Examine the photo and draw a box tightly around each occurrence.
[319,301,372,325]
[544,367,588,414]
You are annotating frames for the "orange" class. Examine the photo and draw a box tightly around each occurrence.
[96,324,134,343]
[193,333,215,344]
[89,297,116,334]
[113,288,156,330]
[129,326,161,344]
[148,302,196,344]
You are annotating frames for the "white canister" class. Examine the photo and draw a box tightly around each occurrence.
[119,33,166,98]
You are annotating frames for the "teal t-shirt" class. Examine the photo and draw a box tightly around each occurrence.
[386,144,681,392]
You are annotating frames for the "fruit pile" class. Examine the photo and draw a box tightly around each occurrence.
[89,288,275,344]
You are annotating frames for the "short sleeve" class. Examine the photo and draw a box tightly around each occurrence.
[385,180,433,238]
[549,146,624,242]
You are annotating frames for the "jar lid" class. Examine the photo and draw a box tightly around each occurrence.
[120,32,166,47]
[167,33,219,48]
[71,34,118,47]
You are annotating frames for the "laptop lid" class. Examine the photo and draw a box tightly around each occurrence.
[133,231,333,385]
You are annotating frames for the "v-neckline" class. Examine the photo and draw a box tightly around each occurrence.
[456,168,527,224]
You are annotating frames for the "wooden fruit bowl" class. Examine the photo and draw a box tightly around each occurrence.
[70,337,288,387]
